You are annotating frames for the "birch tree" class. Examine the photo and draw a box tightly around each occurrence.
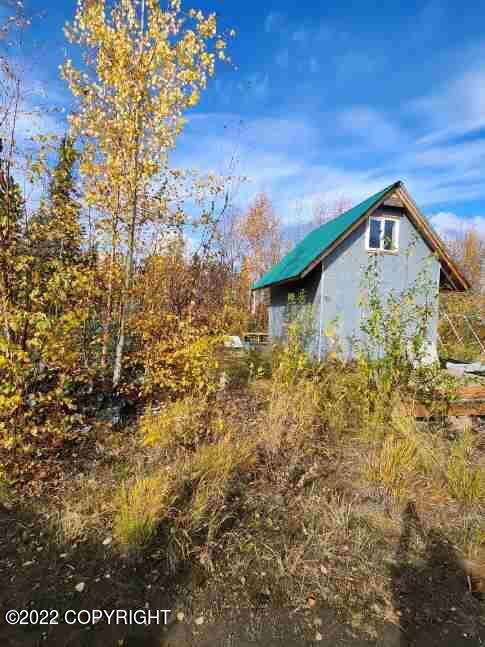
[61,0,233,386]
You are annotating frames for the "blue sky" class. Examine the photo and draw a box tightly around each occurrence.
[5,0,485,238]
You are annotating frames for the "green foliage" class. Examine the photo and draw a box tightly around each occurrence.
[0,138,97,449]
[356,251,437,397]
[272,291,314,387]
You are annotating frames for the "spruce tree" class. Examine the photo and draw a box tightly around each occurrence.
[0,142,26,312]
[48,136,82,262]
[31,136,82,265]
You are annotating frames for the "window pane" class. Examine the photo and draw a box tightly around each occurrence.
[369,218,381,249]
[383,220,395,250]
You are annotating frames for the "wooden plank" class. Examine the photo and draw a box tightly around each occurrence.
[412,384,485,417]
[414,402,485,417]
[457,385,485,399]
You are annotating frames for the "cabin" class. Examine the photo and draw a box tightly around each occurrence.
[252,181,470,361]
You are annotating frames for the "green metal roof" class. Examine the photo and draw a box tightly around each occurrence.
[252,182,400,290]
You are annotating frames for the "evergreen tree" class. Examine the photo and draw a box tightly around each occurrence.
[30,136,82,265]
[0,142,27,342]
[48,136,82,262]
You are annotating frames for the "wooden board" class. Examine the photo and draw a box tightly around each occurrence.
[413,385,485,417]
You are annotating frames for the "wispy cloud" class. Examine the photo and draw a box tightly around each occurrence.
[429,211,485,238]
[412,67,485,145]
[337,106,403,149]
[242,73,269,101]
[212,73,270,107]
[176,104,485,230]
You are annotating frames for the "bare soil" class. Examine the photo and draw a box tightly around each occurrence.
[1,500,484,647]
[0,387,484,646]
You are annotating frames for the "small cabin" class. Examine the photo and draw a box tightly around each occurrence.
[252,181,470,361]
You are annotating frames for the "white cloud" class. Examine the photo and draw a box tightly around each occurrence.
[402,138,485,170]
[413,68,485,145]
[337,106,403,148]
[429,211,485,239]
[176,109,485,229]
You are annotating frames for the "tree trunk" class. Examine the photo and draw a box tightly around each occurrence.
[112,195,137,388]
[101,221,118,372]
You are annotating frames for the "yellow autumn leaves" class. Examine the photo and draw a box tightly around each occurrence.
[61,0,232,217]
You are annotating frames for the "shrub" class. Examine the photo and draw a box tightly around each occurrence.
[271,291,315,388]
[355,250,439,407]
[139,316,223,400]
[315,362,379,438]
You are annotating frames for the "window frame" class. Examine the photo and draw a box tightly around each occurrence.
[365,215,400,254]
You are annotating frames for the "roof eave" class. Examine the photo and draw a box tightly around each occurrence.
[252,274,301,291]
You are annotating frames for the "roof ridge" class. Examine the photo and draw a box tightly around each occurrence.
[252,182,399,290]
[312,181,400,232]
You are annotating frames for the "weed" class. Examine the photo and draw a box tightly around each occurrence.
[113,433,256,558]
[366,433,420,500]
[0,468,11,505]
[262,378,321,456]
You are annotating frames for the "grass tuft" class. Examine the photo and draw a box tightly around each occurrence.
[113,470,175,553]
[113,432,256,556]
[141,396,210,450]
[446,428,485,506]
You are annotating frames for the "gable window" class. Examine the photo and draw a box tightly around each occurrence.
[366,217,399,252]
